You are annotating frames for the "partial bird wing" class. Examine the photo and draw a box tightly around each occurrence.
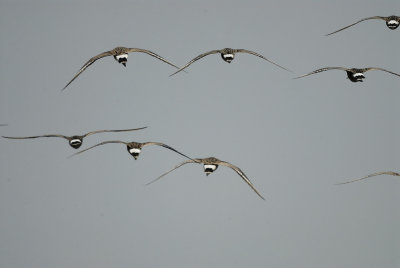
[62,50,113,90]
[83,126,148,137]
[218,161,265,200]
[145,159,199,185]
[235,49,292,72]
[169,49,221,76]
[363,67,400,77]
[325,16,386,36]
[2,134,69,140]
[126,48,182,70]
[68,140,127,158]
[294,67,349,79]
[336,171,400,185]
[142,142,194,161]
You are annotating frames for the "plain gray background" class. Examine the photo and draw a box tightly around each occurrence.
[0,0,399,267]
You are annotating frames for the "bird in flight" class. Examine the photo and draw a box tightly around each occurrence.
[170,47,291,76]
[336,171,400,185]
[70,140,193,160]
[146,156,265,200]
[2,126,147,149]
[294,67,400,82]
[62,46,182,90]
[326,15,400,36]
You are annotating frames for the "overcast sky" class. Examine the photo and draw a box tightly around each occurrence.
[0,0,399,267]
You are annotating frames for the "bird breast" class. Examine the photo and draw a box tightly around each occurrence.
[69,139,82,149]
[114,53,128,63]
[203,164,218,174]
[387,20,399,29]
[221,53,235,63]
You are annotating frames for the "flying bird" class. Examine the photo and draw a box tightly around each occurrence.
[70,140,193,160]
[146,156,265,200]
[170,47,291,76]
[336,171,400,185]
[2,127,147,149]
[294,67,400,82]
[62,47,182,90]
[326,15,400,36]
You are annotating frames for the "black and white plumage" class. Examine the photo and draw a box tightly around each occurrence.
[170,48,291,76]
[70,140,193,160]
[336,171,400,185]
[146,156,265,200]
[62,47,182,90]
[295,67,400,82]
[2,127,147,149]
[326,15,400,36]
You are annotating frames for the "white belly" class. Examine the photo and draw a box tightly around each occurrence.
[129,148,141,154]
[204,164,217,171]
[388,20,399,26]
[116,53,128,60]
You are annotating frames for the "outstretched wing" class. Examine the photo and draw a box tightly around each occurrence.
[126,48,182,70]
[325,16,386,36]
[145,159,198,185]
[294,67,348,79]
[2,134,68,140]
[68,140,127,158]
[142,142,194,161]
[219,161,265,200]
[169,49,221,76]
[363,67,400,77]
[235,49,292,72]
[62,50,113,90]
[336,171,400,185]
[83,126,148,137]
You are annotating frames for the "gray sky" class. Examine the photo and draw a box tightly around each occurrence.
[0,0,399,267]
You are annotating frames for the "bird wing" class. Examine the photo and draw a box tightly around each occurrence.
[142,142,194,160]
[325,16,386,36]
[68,140,127,158]
[2,134,69,140]
[235,49,292,72]
[218,161,265,200]
[62,50,113,90]
[83,126,148,137]
[294,67,348,79]
[336,171,400,185]
[126,48,182,70]
[145,159,198,185]
[363,67,400,77]
[169,49,221,76]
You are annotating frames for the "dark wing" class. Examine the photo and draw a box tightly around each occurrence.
[62,50,113,91]
[145,159,199,185]
[142,142,194,160]
[294,67,349,79]
[336,171,400,185]
[2,134,69,140]
[126,48,182,70]
[325,16,386,36]
[68,140,127,158]
[83,126,148,137]
[218,161,265,200]
[169,49,222,76]
[235,49,292,72]
[363,67,400,77]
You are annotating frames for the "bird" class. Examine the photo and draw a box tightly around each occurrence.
[146,156,265,200]
[294,67,400,82]
[326,15,400,36]
[169,47,291,76]
[336,171,400,185]
[62,46,183,90]
[2,127,147,149]
[70,140,193,160]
